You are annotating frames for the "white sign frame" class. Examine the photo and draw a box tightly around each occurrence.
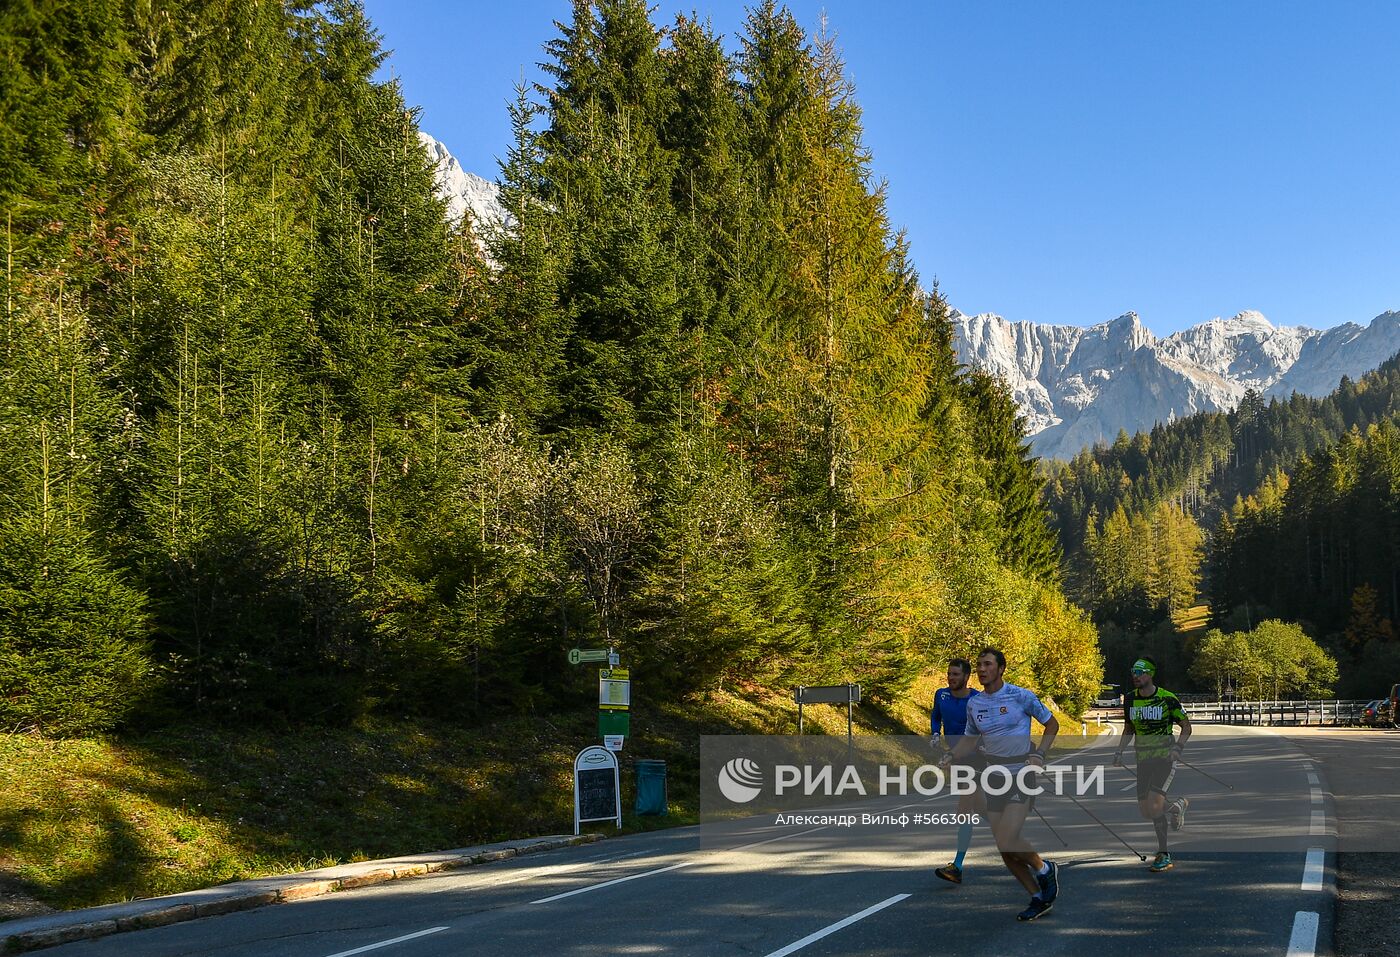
[573,745,622,835]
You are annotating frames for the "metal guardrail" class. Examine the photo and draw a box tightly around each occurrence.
[1177,698,1376,726]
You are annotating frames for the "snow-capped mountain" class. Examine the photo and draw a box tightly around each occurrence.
[953,309,1400,461]
[418,132,507,233]
[1270,312,1400,397]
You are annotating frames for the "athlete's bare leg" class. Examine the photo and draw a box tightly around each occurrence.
[989,803,1044,896]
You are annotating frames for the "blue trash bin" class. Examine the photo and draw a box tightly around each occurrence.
[634,759,668,816]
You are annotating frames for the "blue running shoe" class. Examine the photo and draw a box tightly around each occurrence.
[1037,860,1059,903]
[1017,898,1053,921]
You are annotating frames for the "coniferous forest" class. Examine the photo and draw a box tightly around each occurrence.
[0,0,1102,737]
[1046,356,1400,697]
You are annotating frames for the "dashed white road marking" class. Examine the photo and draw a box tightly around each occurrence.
[729,825,829,852]
[762,894,911,957]
[529,862,693,904]
[1309,810,1326,836]
[323,927,448,957]
[483,850,652,888]
[1301,848,1325,892]
[1310,788,1323,806]
[1286,911,1319,957]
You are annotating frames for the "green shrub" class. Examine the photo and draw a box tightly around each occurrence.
[0,519,153,734]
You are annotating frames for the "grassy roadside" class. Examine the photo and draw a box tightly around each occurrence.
[0,685,916,914]
[0,676,1097,916]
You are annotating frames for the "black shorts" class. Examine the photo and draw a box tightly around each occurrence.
[943,751,987,801]
[982,763,1038,813]
[1136,756,1176,801]
[943,750,987,772]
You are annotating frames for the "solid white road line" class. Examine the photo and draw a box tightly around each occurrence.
[1301,847,1325,892]
[762,894,911,957]
[1286,911,1319,957]
[1309,811,1326,836]
[323,927,448,957]
[529,862,693,904]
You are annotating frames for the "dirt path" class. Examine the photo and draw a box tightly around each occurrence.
[0,876,52,922]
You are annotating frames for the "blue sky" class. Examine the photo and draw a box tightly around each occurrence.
[362,1,1400,335]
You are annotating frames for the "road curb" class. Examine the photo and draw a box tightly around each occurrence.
[0,832,604,954]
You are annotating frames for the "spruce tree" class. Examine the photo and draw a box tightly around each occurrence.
[0,279,151,734]
[475,83,569,425]
[958,368,1060,583]
[539,0,685,440]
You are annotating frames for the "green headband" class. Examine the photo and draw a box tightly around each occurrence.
[1131,659,1156,675]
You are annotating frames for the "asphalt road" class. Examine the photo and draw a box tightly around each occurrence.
[40,725,1342,957]
[1270,727,1400,957]
[1269,727,1399,853]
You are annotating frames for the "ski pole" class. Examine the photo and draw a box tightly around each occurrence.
[1033,807,1069,848]
[1064,793,1147,861]
[1177,757,1235,791]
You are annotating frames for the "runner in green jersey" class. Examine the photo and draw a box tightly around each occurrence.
[1112,656,1192,872]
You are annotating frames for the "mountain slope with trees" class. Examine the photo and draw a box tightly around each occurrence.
[1047,354,1400,570]
[0,0,1099,739]
[1046,352,1400,695]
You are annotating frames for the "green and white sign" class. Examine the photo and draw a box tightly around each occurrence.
[568,648,611,665]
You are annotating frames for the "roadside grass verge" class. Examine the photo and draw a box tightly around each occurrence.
[0,685,922,912]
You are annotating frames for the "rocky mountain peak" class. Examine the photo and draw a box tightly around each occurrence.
[1219,310,1273,332]
[953,309,1400,460]
[418,132,507,234]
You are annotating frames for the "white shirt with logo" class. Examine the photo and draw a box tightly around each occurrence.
[966,682,1053,766]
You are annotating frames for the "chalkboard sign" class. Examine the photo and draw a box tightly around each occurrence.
[574,746,621,834]
[578,768,616,819]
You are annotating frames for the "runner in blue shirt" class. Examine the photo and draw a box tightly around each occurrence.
[931,658,983,884]
[931,658,977,743]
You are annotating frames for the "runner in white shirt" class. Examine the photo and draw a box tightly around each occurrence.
[941,648,1061,921]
